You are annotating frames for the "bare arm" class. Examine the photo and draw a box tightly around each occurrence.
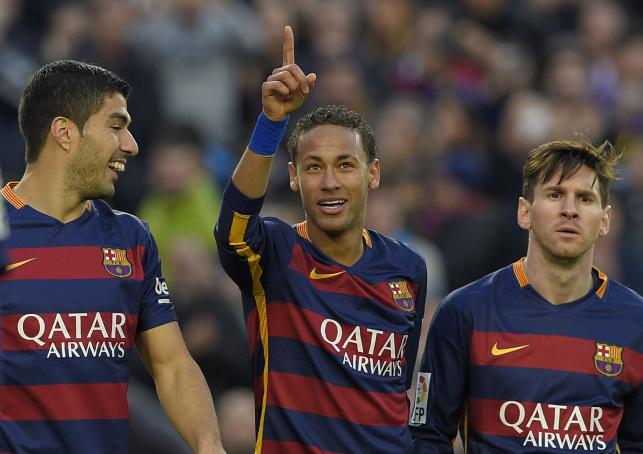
[136,322,225,454]
[231,25,316,199]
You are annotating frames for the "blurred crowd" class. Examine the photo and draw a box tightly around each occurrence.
[1,0,643,452]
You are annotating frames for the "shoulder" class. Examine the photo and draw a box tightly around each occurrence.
[443,264,514,311]
[605,278,643,311]
[368,230,426,269]
[93,200,152,237]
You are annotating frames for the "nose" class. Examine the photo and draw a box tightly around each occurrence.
[320,168,341,190]
[560,196,579,219]
[121,129,139,156]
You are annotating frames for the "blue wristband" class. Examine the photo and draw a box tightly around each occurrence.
[248,112,289,156]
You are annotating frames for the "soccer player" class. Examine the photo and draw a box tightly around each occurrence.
[0,60,225,454]
[411,140,643,453]
[215,27,427,453]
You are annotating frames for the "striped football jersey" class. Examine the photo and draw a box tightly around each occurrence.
[0,183,177,454]
[411,260,643,453]
[215,182,428,453]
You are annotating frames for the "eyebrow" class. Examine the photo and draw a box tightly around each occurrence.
[108,112,131,125]
[303,154,358,162]
[544,185,598,197]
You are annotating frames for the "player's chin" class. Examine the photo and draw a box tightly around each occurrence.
[89,183,116,200]
[314,217,350,237]
[552,246,587,261]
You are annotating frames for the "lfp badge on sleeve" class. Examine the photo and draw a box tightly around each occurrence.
[410,372,431,426]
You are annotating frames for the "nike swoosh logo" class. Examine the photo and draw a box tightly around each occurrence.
[491,342,530,356]
[309,267,346,280]
[6,258,37,271]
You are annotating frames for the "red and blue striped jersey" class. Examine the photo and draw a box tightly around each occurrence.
[0,183,177,454]
[411,260,643,453]
[215,182,427,454]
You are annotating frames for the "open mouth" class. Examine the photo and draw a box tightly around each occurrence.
[318,199,347,212]
[108,160,125,172]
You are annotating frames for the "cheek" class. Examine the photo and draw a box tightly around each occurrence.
[298,182,315,203]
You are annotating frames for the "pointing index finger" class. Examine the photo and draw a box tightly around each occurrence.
[283,25,295,66]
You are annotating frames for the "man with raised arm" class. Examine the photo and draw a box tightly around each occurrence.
[215,27,427,453]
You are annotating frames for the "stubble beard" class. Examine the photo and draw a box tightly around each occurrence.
[534,230,594,266]
[64,136,115,202]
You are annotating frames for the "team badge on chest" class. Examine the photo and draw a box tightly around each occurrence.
[388,280,414,312]
[102,247,132,278]
[594,342,624,377]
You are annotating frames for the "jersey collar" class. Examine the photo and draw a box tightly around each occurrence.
[1,182,94,213]
[294,220,373,248]
[512,257,608,299]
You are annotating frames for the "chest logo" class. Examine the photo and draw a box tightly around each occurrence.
[6,257,37,271]
[388,280,414,312]
[594,342,623,377]
[491,342,530,356]
[309,267,345,280]
[102,247,132,278]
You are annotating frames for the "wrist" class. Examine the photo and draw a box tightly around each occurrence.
[248,112,288,157]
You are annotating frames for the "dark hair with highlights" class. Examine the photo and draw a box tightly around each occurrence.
[18,60,130,163]
[287,105,376,163]
[522,139,621,207]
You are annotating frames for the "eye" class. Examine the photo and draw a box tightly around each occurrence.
[305,163,320,171]
[339,162,354,169]
[579,194,594,204]
[111,125,123,131]
[548,192,561,199]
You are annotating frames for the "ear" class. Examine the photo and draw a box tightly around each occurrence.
[288,161,300,192]
[368,159,381,190]
[599,205,611,237]
[50,116,78,152]
[517,197,531,231]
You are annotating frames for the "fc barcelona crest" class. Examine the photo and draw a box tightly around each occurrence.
[102,247,132,278]
[594,342,624,377]
[388,280,415,312]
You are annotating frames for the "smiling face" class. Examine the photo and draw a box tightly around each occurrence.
[64,92,138,201]
[288,124,380,239]
[518,164,610,263]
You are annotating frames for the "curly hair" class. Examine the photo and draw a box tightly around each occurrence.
[286,105,376,163]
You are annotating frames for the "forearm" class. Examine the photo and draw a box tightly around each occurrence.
[155,356,224,454]
[231,148,275,199]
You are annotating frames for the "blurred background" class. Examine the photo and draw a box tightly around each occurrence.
[1,0,642,452]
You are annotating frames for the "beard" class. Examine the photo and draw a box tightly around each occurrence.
[64,135,115,202]
[531,228,596,264]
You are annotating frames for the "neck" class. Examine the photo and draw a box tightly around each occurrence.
[523,247,595,305]
[307,223,365,267]
[14,162,87,223]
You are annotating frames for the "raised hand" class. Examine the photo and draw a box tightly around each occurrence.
[262,26,316,121]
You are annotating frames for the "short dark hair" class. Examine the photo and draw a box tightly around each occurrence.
[287,105,376,163]
[18,60,130,163]
[522,139,621,207]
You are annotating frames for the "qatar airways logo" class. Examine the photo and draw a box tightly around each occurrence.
[500,401,608,451]
[16,312,128,359]
[320,319,408,377]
